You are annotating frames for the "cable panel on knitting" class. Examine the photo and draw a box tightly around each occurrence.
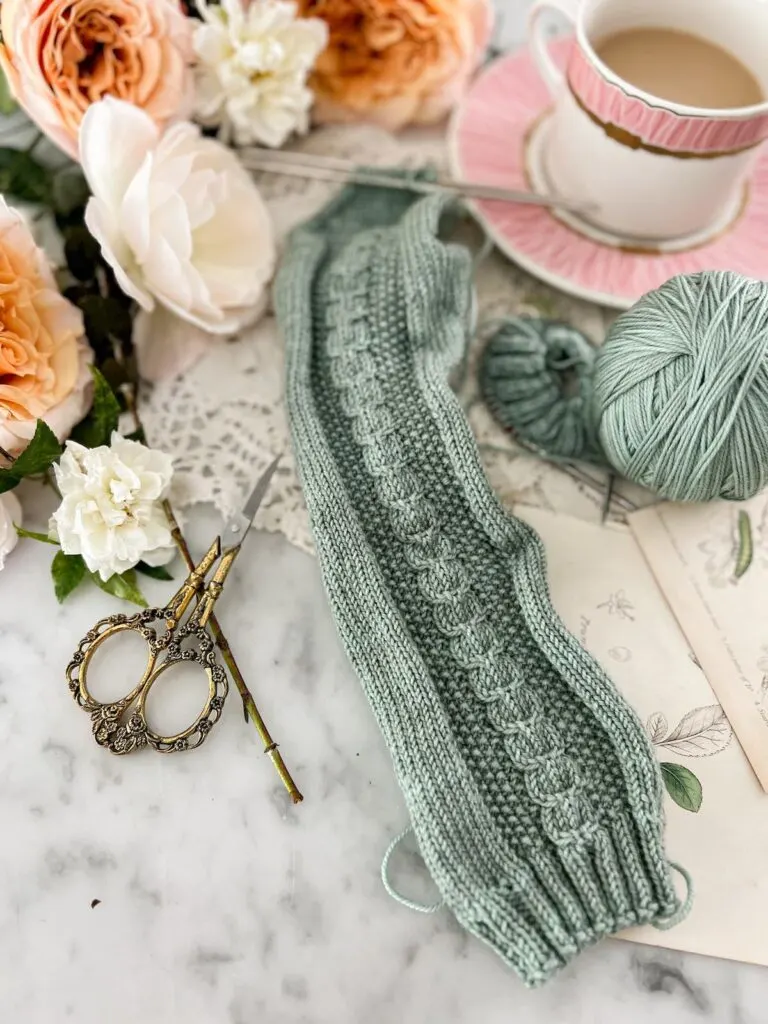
[323,230,629,852]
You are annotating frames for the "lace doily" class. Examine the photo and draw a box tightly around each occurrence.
[139,124,624,556]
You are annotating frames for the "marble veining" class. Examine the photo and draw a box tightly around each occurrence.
[1,482,768,1022]
[3,1,768,1015]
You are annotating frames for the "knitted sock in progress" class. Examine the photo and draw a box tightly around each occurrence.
[277,186,690,986]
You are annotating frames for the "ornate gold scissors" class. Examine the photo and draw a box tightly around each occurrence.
[65,457,281,756]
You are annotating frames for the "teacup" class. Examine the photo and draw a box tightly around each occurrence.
[527,0,768,244]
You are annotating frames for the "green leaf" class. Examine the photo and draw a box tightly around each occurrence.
[136,561,174,581]
[0,472,19,495]
[51,551,87,603]
[0,148,52,204]
[63,225,102,282]
[98,357,131,392]
[51,165,90,219]
[12,420,62,474]
[660,762,703,813]
[0,420,62,492]
[70,367,121,448]
[63,283,92,307]
[16,525,58,545]
[0,65,17,116]
[79,294,134,348]
[90,569,148,607]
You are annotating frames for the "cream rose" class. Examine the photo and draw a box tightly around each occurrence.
[81,97,276,334]
[0,0,194,160]
[0,199,92,456]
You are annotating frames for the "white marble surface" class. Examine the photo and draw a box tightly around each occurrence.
[2,478,768,1024]
[3,0,768,1019]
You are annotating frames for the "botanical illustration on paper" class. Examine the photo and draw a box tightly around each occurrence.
[582,590,731,815]
[597,590,635,621]
[757,647,768,707]
[646,705,733,813]
[698,499,768,587]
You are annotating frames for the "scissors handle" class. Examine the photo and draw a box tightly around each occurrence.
[66,608,228,755]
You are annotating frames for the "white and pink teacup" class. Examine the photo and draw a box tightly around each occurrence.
[527,0,768,244]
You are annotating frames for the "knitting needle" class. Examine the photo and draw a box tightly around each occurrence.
[240,148,591,214]
[510,435,636,515]
[601,473,617,523]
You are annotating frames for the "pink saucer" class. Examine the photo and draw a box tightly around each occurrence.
[449,41,768,309]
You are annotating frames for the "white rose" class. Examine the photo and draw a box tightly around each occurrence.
[0,491,21,570]
[193,0,328,148]
[50,433,175,581]
[80,96,276,334]
[133,303,223,383]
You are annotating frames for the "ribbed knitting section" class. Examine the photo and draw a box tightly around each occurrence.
[278,185,690,986]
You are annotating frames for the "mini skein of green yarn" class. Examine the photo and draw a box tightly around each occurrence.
[480,316,604,463]
[480,271,768,502]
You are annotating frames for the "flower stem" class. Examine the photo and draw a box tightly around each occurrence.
[162,500,303,803]
[124,384,303,803]
[24,131,44,157]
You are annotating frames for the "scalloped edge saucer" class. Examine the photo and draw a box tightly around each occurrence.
[448,42,768,309]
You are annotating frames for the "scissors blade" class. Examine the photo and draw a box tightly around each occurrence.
[222,454,282,549]
[242,454,282,526]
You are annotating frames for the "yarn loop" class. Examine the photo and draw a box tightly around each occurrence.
[481,271,768,503]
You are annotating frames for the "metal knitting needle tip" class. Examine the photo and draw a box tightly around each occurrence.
[601,473,616,523]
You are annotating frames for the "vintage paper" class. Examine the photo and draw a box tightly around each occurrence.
[516,505,768,967]
[629,496,768,793]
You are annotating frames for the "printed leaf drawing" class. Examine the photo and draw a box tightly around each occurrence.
[647,712,668,744]
[734,510,753,579]
[757,647,768,705]
[597,589,635,621]
[578,614,590,647]
[661,762,703,813]
[649,705,732,758]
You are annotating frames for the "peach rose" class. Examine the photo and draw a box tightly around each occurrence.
[0,199,92,456]
[0,0,194,159]
[297,0,492,129]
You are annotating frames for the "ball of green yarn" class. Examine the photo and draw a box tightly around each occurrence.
[480,271,768,502]
[595,271,768,502]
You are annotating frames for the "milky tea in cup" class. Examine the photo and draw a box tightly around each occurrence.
[527,0,768,243]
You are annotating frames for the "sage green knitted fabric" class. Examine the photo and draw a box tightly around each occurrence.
[277,186,689,986]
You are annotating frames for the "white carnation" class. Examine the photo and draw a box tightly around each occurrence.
[192,0,328,148]
[50,434,175,581]
[0,491,22,570]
